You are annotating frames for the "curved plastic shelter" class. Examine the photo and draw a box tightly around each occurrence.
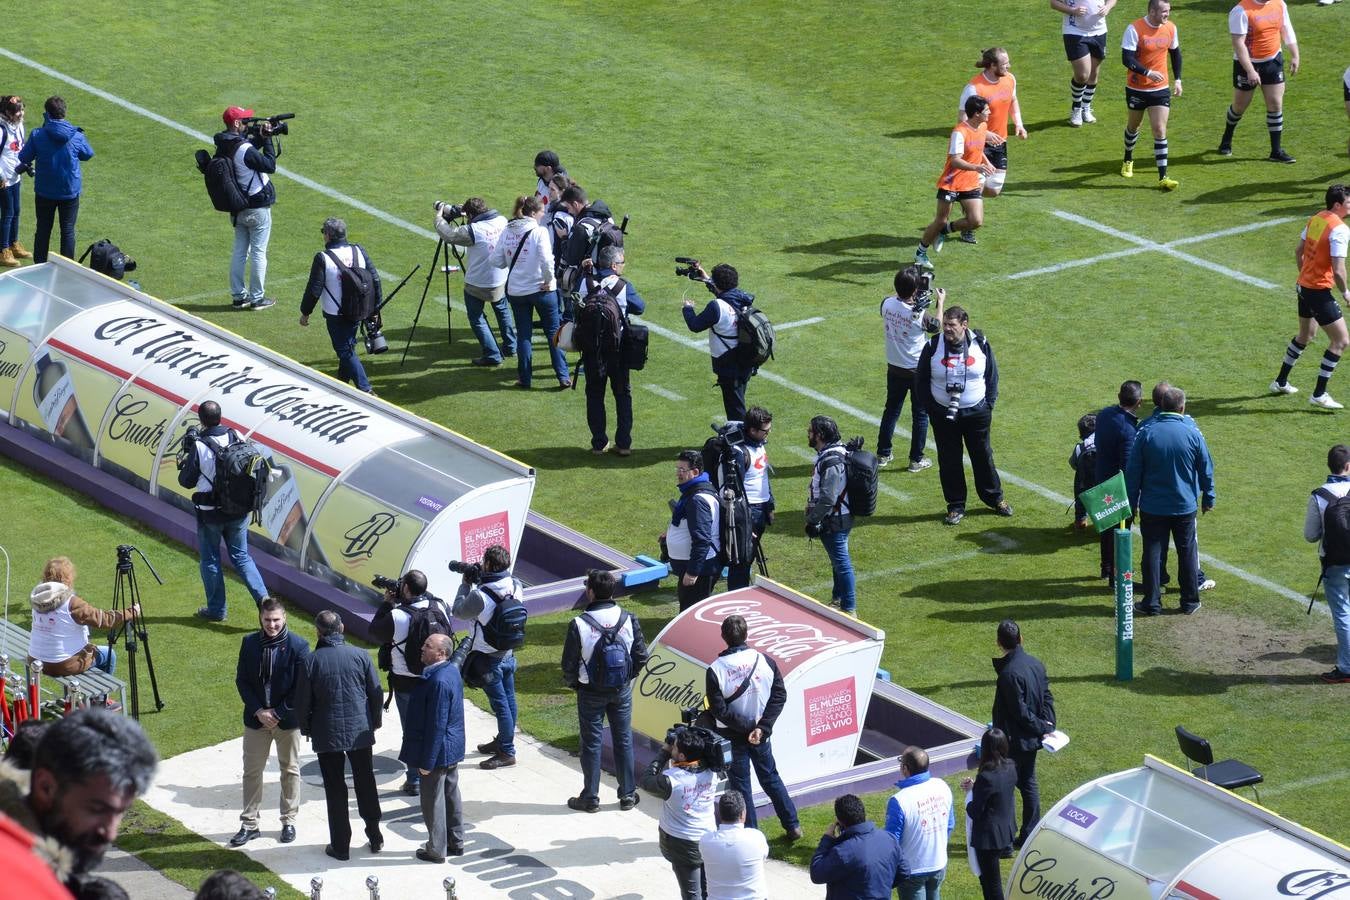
[0,258,535,630]
[1005,755,1348,899]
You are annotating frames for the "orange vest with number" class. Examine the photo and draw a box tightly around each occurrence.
[937,122,986,194]
[1126,18,1177,91]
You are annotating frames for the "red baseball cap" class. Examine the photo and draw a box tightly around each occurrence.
[222,106,254,126]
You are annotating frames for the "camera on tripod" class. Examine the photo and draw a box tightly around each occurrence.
[674,256,709,282]
[243,112,295,141]
[448,559,483,584]
[664,705,732,771]
[434,200,465,222]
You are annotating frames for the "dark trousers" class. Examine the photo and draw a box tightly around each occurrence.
[583,353,633,451]
[929,402,1003,511]
[419,764,463,858]
[878,365,929,461]
[325,313,372,392]
[0,182,20,248]
[975,848,1006,900]
[577,684,635,799]
[1010,747,1040,843]
[33,194,78,263]
[726,504,768,590]
[671,559,717,611]
[716,368,749,423]
[727,738,799,831]
[317,747,382,854]
[1139,511,1200,612]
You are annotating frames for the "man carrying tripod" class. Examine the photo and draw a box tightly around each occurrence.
[299,217,381,396]
[717,407,775,591]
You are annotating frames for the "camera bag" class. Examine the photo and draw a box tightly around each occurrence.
[736,306,775,371]
[200,429,270,524]
[195,149,249,214]
[573,275,626,359]
[1315,488,1350,566]
[581,611,634,690]
[479,581,528,651]
[80,239,134,280]
[325,245,378,322]
[397,598,453,675]
[842,440,879,517]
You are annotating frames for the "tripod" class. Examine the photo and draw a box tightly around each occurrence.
[108,545,165,719]
[400,239,462,366]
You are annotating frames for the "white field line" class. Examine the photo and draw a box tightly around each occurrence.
[1257,769,1350,799]
[1007,246,1153,281]
[643,384,686,402]
[15,50,1315,614]
[803,533,1018,595]
[776,316,826,330]
[163,273,308,306]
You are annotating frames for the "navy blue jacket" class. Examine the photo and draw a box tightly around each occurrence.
[992,646,1056,752]
[296,634,383,753]
[684,287,753,376]
[212,130,276,209]
[1094,404,1139,483]
[809,821,908,899]
[672,474,719,576]
[18,114,93,200]
[397,659,465,772]
[236,629,311,731]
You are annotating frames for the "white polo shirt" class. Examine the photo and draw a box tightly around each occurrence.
[700,823,769,899]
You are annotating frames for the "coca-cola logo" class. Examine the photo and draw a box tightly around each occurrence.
[693,598,849,661]
[1278,870,1350,899]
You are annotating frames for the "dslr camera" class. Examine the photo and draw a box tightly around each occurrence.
[448,559,483,584]
[674,256,709,282]
[361,311,388,355]
[944,383,964,422]
[174,425,201,470]
[665,706,732,772]
[434,200,465,222]
[243,113,295,142]
[372,573,403,594]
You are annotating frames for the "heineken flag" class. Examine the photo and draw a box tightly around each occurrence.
[1079,472,1131,533]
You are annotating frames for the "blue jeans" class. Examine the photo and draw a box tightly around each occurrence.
[878,365,929,462]
[898,868,946,900]
[93,645,116,676]
[464,288,515,362]
[1139,511,1199,613]
[577,684,635,799]
[481,653,518,756]
[727,737,798,831]
[324,314,372,392]
[393,688,420,786]
[197,514,268,618]
[508,290,569,386]
[0,182,20,248]
[33,194,78,263]
[1324,564,1350,674]
[820,528,856,611]
[230,206,272,302]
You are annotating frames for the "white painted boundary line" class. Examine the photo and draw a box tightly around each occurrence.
[803,533,1018,595]
[13,50,1311,613]
[776,316,825,330]
[643,384,686,402]
[163,273,308,306]
[1006,210,1294,289]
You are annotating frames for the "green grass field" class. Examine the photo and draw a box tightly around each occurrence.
[3,0,1349,893]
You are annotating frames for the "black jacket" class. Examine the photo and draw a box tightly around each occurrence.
[212,131,276,209]
[992,646,1055,752]
[236,629,311,731]
[560,600,650,691]
[296,634,383,753]
[966,759,1018,851]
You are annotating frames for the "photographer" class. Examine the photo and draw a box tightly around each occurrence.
[299,217,381,395]
[369,569,450,796]
[434,197,514,367]
[450,544,525,770]
[683,262,755,422]
[664,450,722,610]
[28,556,137,677]
[916,306,1012,526]
[805,415,856,614]
[877,267,943,473]
[214,106,277,311]
[177,401,269,621]
[532,150,567,201]
[490,195,570,389]
[579,246,646,456]
[705,614,802,840]
[639,726,718,900]
[725,406,775,591]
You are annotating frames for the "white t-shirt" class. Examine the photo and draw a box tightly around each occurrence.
[881,295,933,369]
[700,824,769,900]
[1063,0,1110,36]
[948,129,967,157]
[741,442,771,505]
[1228,2,1294,62]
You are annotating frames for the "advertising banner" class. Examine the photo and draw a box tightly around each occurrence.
[1009,829,1154,900]
[1080,472,1131,533]
[1169,831,1350,899]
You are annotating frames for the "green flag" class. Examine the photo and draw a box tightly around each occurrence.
[1078,472,1131,533]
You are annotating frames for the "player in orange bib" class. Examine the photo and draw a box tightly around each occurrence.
[1218,0,1299,162]
[915,95,995,270]
[1271,184,1350,409]
[954,48,1027,246]
[1119,0,1182,191]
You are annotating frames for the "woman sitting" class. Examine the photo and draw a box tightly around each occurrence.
[28,557,137,677]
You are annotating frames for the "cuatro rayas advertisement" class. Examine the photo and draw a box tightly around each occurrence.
[0,259,534,606]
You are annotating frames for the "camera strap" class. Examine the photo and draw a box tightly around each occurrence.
[724,654,760,705]
[505,228,531,284]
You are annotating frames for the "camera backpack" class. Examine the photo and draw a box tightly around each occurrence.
[581,611,633,690]
[736,306,775,371]
[479,581,528,651]
[1315,488,1350,566]
[621,317,648,372]
[397,598,453,675]
[201,430,271,524]
[325,245,378,322]
[573,276,626,358]
[839,440,879,517]
[80,239,134,281]
[194,149,249,214]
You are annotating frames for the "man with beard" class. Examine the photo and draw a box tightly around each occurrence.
[0,707,158,889]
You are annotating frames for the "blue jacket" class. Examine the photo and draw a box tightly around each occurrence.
[295,634,383,753]
[397,659,465,772]
[1125,411,1215,515]
[1094,404,1139,483]
[236,628,311,731]
[672,473,719,576]
[684,287,753,376]
[18,114,93,200]
[809,821,908,899]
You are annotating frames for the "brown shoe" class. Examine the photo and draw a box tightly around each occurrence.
[0,248,18,268]
[480,752,516,770]
[9,242,31,259]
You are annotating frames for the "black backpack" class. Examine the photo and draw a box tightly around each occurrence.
[581,611,633,690]
[479,581,528,651]
[562,215,624,270]
[737,306,775,371]
[201,430,270,524]
[841,439,879,517]
[325,245,378,322]
[399,599,453,676]
[1315,488,1350,566]
[80,239,135,280]
[1073,440,1099,502]
[620,317,648,371]
[195,148,250,214]
[574,276,625,358]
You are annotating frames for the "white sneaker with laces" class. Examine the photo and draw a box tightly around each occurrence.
[877,453,894,468]
[1199,578,1216,591]
[1269,379,1298,395]
[1081,105,1097,124]
[1069,107,1083,127]
[1311,393,1344,410]
[906,458,933,473]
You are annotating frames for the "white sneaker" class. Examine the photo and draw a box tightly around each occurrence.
[1069,108,1083,127]
[1269,379,1298,395]
[1081,105,1097,124]
[1318,0,1334,6]
[1199,578,1216,591]
[877,453,894,468]
[906,457,933,473]
[1311,392,1344,410]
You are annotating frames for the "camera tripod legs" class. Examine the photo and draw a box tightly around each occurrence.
[400,240,456,366]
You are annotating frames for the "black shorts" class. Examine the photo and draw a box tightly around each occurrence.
[1233,54,1284,90]
[937,188,982,203]
[985,142,1008,172]
[1297,285,1344,326]
[1126,87,1171,110]
[1063,33,1106,62]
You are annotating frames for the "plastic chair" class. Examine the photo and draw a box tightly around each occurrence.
[1175,725,1263,801]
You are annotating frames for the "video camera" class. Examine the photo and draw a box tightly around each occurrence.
[674,257,710,283]
[448,559,483,584]
[243,113,295,141]
[903,264,936,311]
[665,705,732,772]
[434,200,465,222]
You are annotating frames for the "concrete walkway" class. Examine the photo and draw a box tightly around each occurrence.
[141,702,819,899]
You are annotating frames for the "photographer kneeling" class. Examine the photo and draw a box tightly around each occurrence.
[450,545,526,770]
[916,305,1011,526]
[640,725,718,900]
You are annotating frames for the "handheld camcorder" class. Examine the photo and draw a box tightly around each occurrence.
[665,705,732,772]
[905,264,936,311]
[674,257,708,282]
[448,559,483,584]
[244,113,295,141]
